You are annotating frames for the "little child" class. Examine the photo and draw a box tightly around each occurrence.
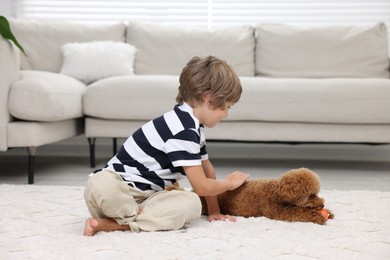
[84,55,250,236]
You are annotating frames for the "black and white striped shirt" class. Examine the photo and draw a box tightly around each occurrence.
[95,102,208,191]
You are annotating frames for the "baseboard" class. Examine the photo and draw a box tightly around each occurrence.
[2,135,390,163]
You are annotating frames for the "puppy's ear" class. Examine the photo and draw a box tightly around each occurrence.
[277,168,321,203]
[277,172,303,203]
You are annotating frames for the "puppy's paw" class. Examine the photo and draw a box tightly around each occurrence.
[326,209,334,219]
[307,203,324,210]
[314,208,334,224]
[309,210,328,225]
[165,182,185,191]
[305,196,324,210]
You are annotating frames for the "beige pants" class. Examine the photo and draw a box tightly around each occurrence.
[84,170,202,232]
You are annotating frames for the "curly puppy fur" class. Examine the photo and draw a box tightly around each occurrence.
[201,168,334,225]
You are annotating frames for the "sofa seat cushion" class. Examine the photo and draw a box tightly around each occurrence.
[85,76,390,125]
[83,75,179,120]
[229,77,390,124]
[85,76,390,124]
[9,71,86,121]
[7,118,84,148]
[255,23,389,78]
[127,22,255,76]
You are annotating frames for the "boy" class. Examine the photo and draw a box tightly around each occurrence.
[84,55,250,236]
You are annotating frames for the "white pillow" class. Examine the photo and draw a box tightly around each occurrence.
[60,41,137,84]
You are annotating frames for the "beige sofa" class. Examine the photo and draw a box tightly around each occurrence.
[1,20,390,184]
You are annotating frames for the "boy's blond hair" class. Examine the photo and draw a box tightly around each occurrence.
[176,56,242,109]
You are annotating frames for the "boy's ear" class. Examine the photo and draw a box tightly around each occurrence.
[204,94,213,104]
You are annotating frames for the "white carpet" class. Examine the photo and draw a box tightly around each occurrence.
[0,184,389,259]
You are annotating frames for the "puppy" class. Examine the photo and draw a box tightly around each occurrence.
[201,168,334,225]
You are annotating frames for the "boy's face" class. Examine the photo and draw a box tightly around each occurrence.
[196,99,234,128]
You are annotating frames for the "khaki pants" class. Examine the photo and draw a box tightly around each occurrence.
[84,170,202,232]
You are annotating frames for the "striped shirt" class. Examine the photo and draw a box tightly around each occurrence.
[94,102,208,191]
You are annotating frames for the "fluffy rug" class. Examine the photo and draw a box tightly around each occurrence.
[0,184,389,259]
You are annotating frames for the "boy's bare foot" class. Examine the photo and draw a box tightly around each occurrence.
[83,217,130,236]
[84,218,98,236]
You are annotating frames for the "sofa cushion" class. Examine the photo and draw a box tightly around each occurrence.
[84,76,390,124]
[126,22,255,76]
[10,19,126,72]
[7,119,83,148]
[229,77,390,124]
[60,41,137,84]
[255,23,390,78]
[9,71,86,121]
[83,75,179,120]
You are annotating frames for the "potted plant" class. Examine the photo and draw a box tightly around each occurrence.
[0,15,26,55]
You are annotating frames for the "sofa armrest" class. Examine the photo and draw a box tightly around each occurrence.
[0,38,20,151]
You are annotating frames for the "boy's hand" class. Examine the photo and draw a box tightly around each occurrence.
[225,171,250,190]
[208,213,237,222]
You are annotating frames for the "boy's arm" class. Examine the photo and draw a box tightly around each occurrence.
[184,162,249,197]
[184,165,230,196]
[201,160,222,217]
[185,161,249,222]
[201,160,237,221]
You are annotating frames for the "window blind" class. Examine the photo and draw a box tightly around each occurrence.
[11,0,209,26]
[11,0,390,27]
[211,0,390,26]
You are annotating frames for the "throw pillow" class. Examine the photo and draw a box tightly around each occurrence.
[60,41,137,84]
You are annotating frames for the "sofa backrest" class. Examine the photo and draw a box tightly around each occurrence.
[255,23,390,78]
[7,20,388,78]
[10,19,126,73]
[126,22,255,76]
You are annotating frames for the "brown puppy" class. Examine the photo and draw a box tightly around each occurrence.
[201,168,334,225]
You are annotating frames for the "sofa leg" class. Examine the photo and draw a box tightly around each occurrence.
[113,138,117,156]
[27,147,36,184]
[88,137,96,168]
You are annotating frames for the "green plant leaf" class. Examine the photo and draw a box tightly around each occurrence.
[0,16,26,56]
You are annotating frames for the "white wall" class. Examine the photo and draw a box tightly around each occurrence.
[0,0,11,17]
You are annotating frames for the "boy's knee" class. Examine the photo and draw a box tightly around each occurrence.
[85,171,139,220]
[84,171,124,206]
[176,191,202,219]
